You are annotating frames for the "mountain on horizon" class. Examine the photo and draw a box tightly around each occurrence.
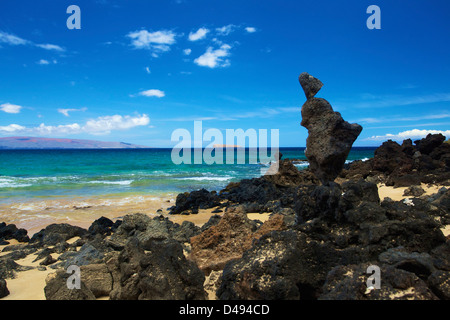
[0,137,149,149]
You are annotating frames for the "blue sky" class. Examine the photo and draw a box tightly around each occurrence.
[0,0,449,147]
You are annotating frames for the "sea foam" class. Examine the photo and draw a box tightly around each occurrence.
[177,176,232,181]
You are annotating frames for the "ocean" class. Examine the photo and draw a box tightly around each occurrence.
[0,147,375,233]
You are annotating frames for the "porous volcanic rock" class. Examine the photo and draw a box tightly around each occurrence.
[299,72,362,184]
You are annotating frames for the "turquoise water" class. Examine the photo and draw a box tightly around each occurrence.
[0,147,375,203]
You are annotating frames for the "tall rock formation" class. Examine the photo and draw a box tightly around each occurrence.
[299,72,362,184]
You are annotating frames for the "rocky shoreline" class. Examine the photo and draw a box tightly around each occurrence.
[1,133,448,300]
[1,73,449,300]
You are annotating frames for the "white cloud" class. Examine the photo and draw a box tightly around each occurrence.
[183,48,192,55]
[0,103,23,114]
[348,93,450,109]
[0,31,65,53]
[37,59,57,65]
[188,28,209,41]
[83,114,150,134]
[127,29,176,56]
[0,114,150,136]
[35,43,65,52]
[356,112,450,124]
[365,129,450,141]
[216,24,237,36]
[128,30,176,47]
[34,123,82,135]
[211,37,223,45]
[194,44,231,68]
[0,31,29,45]
[0,124,27,132]
[245,27,257,33]
[145,66,151,74]
[57,107,87,117]
[138,89,165,98]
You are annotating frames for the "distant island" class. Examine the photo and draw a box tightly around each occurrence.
[0,137,149,149]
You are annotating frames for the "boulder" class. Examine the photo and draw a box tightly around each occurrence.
[88,216,121,237]
[44,270,96,300]
[30,223,88,247]
[299,72,323,99]
[263,158,318,187]
[115,213,150,234]
[357,217,446,254]
[217,230,306,300]
[136,218,171,247]
[0,278,9,298]
[190,209,288,274]
[0,222,29,243]
[319,263,438,300]
[294,183,342,223]
[403,185,426,197]
[62,243,104,269]
[172,220,201,243]
[220,178,279,208]
[339,179,380,212]
[0,257,34,279]
[106,213,152,250]
[430,240,450,271]
[80,263,113,298]
[378,247,436,279]
[428,270,450,299]
[340,159,372,180]
[343,202,387,225]
[189,210,259,273]
[217,230,370,300]
[109,237,206,300]
[40,255,57,266]
[107,214,201,251]
[169,188,221,215]
[415,133,446,155]
[372,140,413,175]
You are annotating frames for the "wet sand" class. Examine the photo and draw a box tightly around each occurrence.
[0,194,176,237]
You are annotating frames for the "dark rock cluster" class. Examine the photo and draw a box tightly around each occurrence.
[216,179,449,300]
[0,215,208,300]
[0,222,29,244]
[341,133,450,187]
[168,188,222,215]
